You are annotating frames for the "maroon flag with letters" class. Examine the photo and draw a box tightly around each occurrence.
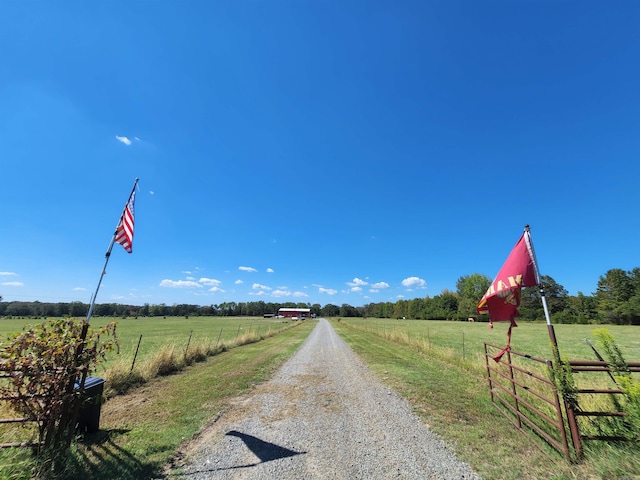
[478,229,540,360]
[115,188,136,253]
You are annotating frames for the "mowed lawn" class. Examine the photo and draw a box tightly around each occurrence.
[339,317,640,363]
[0,316,292,371]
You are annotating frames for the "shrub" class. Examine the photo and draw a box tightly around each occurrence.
[0,318,117,477]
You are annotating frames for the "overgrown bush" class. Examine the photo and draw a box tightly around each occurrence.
[592,328,640,441]
[0,318,117,477]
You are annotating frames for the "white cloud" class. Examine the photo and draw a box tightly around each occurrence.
[2,281,23,286]
[319,287,338,295]
[199,277,221,287]
[351,286,363,292]
[369,289,379,293]
[235,279,243,284]
[249,290,267,296]
[73,287,86,291]
[401,276,426,289]
[115,135,132,146]
[397,294,405,299]
[0,272,17,276]
[272,289,291,297]
[347,277,368,287]
[159,279,202,288]
[252,283,271,290]
[239,266,257,272]
[150,191,155,195]
[186,276,196,281]
[266,268,274,273]
[209,286,225,293]
[371,281,390,289]
[293,291,308,298]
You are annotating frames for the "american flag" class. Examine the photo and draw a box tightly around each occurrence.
[115,188,136,253]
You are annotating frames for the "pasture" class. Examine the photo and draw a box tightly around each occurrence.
[338,317,640,364]
[0,316,292,373]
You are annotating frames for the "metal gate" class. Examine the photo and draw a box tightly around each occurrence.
[484,343,572,460]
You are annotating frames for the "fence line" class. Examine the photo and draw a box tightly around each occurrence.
[484,343,571,460]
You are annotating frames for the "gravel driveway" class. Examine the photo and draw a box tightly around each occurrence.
[171,318,479,479]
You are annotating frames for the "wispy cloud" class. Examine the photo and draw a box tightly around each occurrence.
[0,272,17,276]
[252,283,271,290]
[266,268,274,273]
[209,286,225,293]
[235,279,243,284]
[272,289,291,297]
[199,277,221,287]
[73,287,86,291]
[1,281,23,287]
[350,286,363,292]
[115,135,132,146]
[249,290,268,296]
[371,281,389,289]
[159,279,202,288]
[401,276,426,289]
[319,287,338,295]
[239,266,257,272]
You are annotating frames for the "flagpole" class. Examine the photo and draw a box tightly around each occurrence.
[523,225,561,358]
[86,178,139,324]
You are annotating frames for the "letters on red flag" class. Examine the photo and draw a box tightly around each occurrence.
[477,230,538,321]
[477,229,540,361]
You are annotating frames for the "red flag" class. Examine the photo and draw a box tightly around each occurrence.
[478,228,540,360]
[115,188,136,253]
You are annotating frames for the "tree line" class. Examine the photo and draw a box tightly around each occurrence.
[1,267,640,325]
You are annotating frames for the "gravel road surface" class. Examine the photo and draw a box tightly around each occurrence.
[172,319,480,479]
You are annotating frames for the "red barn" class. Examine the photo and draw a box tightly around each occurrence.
[278,308,311,319]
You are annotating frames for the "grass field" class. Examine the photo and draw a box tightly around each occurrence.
[2,316,638,371]
[0,316,292,372]
[1,316,638,479]
[0,319,315,480]
[331,319,640,480]
[339,317,640,364]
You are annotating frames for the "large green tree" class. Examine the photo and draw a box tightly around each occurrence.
[519,275,568,321]
[595,268,639,324]
[456,273,491,319]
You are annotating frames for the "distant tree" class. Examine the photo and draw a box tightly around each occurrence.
[456,274,491,319]
[393,300,407,319]
[340,303,360,317]
[519,275,568,321]
[407,298,424,319]
[322,304,340,317]
[69,301,87,318]
[596,269,635,324]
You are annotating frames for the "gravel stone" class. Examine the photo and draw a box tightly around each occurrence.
[174,318,480,479]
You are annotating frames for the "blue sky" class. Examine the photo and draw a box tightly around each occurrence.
[2,1,639,308]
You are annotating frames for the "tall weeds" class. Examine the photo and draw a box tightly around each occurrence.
[102,322,293,398]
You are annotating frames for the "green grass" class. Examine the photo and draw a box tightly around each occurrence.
[340,317,640,363]
[0,320,316,480]
[332,318,640,480]
[2,317,638,479]
[0,316,291,372]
